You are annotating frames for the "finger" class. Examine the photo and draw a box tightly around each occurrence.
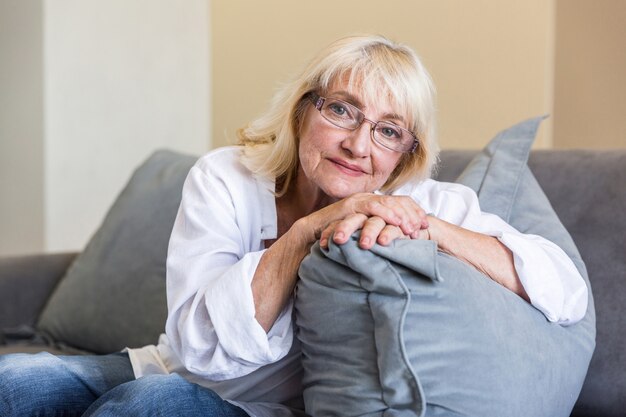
[319,220,341,248]
[377,224,409,246]
[394,196,430,234]
[409,227,431,240]
[363,195,428,237]
[343,194,428,237]
[358,216,388,249]
[329,213,369,246]
[340,194,397,226]
[332,213,369,245]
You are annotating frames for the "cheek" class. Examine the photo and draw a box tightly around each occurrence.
[298,116,336,171]
[373,152,402,182]
[298,141,313,174]
[298,131,323,178]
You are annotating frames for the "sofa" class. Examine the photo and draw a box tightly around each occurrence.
[1,133,624,415]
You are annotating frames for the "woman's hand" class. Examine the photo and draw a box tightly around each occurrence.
[304,193,431,250]
[253,193,429,331]
[316,208,529,302]
[320,214,431,250]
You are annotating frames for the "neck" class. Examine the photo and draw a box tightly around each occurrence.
[281,176,334,216]
[275,167,336,234]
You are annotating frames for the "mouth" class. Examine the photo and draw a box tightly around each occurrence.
[328,158,369,176]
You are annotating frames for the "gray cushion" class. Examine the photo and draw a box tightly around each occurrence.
[37,150,197,354]
[439,149,626,417]
[295,117,595,416]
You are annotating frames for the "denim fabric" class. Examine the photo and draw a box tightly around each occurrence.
[84,374,250,417]
[0,352,250,417]
[0,352,135,416]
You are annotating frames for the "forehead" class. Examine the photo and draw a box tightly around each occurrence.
[324,73,409,121]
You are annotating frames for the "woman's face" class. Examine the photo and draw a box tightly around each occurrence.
[297,79,404,200]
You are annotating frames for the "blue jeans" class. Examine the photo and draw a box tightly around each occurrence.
[0,352,250,417]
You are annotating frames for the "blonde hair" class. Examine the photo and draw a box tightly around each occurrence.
[238,34,438,196]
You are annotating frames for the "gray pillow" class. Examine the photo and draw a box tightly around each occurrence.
[37,150,197,354]
[295,117,595,417]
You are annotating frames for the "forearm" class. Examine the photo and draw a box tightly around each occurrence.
[252,218,314,332]
[428,216,530,302]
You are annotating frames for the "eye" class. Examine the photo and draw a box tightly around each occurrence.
[325,101,354,120]
[377,123,403,140]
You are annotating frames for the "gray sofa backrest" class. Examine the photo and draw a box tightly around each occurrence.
[2,148,621,416]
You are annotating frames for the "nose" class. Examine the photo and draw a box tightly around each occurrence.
[341,119,374,158]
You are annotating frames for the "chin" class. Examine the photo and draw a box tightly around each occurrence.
[322,181,371,199]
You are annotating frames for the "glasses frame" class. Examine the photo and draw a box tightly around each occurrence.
[308,92,418,154]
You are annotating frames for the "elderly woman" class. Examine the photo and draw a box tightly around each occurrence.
[0,35,586,416]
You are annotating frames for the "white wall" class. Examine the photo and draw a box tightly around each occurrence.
[42,0,210,252]
[0,0,45,256]
[0,0,210,256]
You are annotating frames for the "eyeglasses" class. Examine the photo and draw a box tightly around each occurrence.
[308,92,418,153]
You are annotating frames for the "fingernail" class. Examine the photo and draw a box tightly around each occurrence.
[334,232,344,241]
[320,238,327,247]
[361,237,371,247]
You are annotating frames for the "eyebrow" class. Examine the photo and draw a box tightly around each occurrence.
[329,90,407,126]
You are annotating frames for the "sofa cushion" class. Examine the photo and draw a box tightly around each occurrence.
[373,148,626,417]
[295,117,595,417]
[36,150,197,354]
[528,150,624,417]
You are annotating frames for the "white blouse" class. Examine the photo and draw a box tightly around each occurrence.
[127,146,588,410]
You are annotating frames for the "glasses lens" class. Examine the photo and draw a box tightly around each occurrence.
[315,95,417,153]
[373,122,416,153]
[321,99,361,129]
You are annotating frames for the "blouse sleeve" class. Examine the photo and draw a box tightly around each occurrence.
[416,180,588,325]
[164,163,293,381]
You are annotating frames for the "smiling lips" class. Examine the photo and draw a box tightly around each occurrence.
[328,158,370,176]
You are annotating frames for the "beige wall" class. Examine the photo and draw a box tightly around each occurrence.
[553,0,626,148]
[0,0,45,256]
[212,0,626,150]
[212,0,556,150]
[2,0,624,256]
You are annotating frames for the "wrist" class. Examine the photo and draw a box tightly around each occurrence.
[291,217,319,248]
[425,215,448,252]
[425,214,438,241]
